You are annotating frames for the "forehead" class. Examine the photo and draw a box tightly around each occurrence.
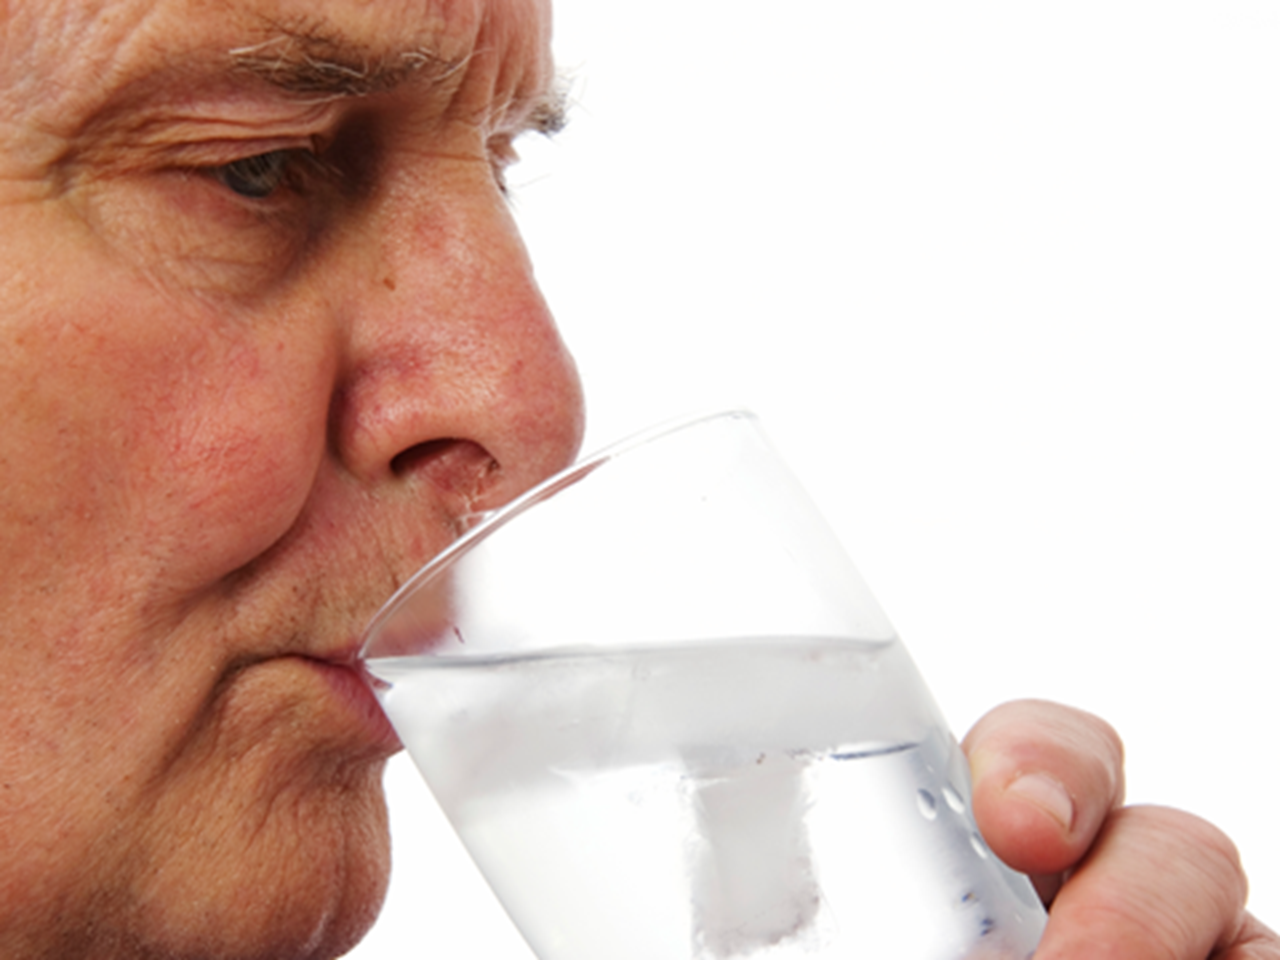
[3,0,552,132]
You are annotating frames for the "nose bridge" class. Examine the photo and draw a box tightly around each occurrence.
[330,164,584,508]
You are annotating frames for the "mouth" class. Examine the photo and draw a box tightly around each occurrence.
[295,655,403,755]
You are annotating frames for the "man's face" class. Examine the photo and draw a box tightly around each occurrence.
[0,0,582,955]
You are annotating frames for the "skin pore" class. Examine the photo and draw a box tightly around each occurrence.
[0,1,582,957]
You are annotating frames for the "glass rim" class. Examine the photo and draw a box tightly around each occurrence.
[360,408,758,649]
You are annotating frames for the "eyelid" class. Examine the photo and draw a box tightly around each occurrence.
[158,134,323,170]
[487,132,519,167]
[484,131,524,194]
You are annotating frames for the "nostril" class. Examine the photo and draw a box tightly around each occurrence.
[389,437,455,476]
[390,437,501,502]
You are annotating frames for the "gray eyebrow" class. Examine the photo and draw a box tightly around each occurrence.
[228,30,467,99]
[226,23,571,137]
[525,76,570,136]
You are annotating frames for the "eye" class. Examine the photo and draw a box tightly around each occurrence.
[487,134,520,197]
[212,150,292,199]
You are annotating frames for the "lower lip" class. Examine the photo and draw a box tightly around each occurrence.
[305,658,403,753]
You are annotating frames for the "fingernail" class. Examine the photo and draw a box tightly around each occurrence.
[1007,772,1074,832]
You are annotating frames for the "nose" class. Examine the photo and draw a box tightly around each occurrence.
[328,162,585,518]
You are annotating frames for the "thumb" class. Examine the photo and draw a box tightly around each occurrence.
[962,699,1125,886]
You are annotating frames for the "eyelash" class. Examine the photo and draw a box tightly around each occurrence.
[487,134,520,197]
[204,132,523,209]
[207,147,327,201]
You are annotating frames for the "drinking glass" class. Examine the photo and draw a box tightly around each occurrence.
[361,410,1046,960]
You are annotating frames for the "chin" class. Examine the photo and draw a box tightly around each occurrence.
[116,760,394,960]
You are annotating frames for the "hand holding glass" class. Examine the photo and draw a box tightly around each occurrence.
[362,411,1045,959]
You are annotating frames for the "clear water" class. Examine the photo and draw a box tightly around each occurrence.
[369,637,1045,959]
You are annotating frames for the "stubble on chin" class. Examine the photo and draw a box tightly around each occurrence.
[37,694,395,960]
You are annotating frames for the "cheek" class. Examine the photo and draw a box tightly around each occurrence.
[3,250,335,601]
[127,332,335,587]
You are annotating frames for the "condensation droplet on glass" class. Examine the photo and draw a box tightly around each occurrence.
[970,831,990,859]
[917,789,938,820]
[943,784,966,813]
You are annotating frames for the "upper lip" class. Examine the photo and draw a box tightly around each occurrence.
[239,625,368,672]
[295,639,365,668]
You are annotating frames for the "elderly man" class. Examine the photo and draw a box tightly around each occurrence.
[0,0,1273,958]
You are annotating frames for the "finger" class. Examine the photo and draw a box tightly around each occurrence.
[963,699,1125,878]
[1216,914,1280,960]
[1035,805,1248,960]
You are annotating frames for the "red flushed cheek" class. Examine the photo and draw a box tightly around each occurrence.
[125,333,336,590]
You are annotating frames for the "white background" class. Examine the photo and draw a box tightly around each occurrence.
[349,2,1279,955]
